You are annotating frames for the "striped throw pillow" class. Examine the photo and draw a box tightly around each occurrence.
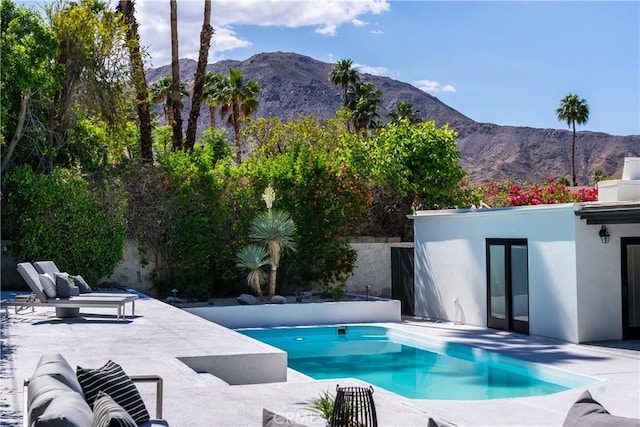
[92,391,137,427]
[76,361,150,424]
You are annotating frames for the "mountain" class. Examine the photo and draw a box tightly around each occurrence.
[146,52,640,184]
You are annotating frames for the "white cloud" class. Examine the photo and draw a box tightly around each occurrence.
[316,24,339,36]
[131,0,390,66]
[414,79,457,94]
[355,63,388,76]
[352,18,367,28]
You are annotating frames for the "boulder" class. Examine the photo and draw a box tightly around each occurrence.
[237,294,258,305]
[270,295,287,304]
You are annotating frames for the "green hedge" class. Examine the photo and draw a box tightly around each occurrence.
[1,165,126,285]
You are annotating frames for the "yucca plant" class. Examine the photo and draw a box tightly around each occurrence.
[235,244,270,297]
[250,209,297,297]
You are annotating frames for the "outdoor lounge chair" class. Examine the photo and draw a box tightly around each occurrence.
[34,260,136,300]
[2,263,137,320]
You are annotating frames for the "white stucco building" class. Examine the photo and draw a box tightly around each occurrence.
[410,158,640,343]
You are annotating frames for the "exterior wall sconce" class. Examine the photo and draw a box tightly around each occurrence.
[599,225,611,244]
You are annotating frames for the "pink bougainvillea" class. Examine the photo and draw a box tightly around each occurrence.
[461,177,597,208]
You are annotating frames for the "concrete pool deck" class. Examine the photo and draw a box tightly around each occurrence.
[1,296,639,426]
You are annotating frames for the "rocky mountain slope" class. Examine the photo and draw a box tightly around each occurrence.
[147,52,639,184]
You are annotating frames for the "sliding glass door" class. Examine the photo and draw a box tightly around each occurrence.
[486,239,529,335]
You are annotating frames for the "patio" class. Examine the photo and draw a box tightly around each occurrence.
[1,296,638,426]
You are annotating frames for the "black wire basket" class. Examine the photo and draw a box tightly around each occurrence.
[330,385,378,427]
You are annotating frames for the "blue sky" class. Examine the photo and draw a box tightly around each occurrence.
[19,1,640,135]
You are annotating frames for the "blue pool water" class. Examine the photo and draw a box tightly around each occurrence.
[1,291,30,300]
[239,325,599,400]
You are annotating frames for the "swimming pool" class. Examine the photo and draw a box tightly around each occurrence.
[239,325,600,400]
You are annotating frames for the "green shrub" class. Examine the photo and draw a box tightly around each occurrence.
[156,150,245,299]
[1,165,126,285]
[240,139,371,293]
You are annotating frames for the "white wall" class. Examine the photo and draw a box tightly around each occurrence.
[412,204,582,342]
[575,222,640,342]
[96,240,407,298]
[185,299,401,329]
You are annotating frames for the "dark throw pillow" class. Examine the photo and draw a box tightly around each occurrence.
[55,273,72,298]
[563,390,640,427]
[70,274,93,293]
[92,391,137,427]
[76,361,150,424]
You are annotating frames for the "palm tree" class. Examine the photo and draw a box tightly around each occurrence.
[203,71,228,129]
[346,81,382,136]
[556,93,590,186]
[219,67,261,164]
[235,244,270,297]
[169,0,183,150]
[250,209,297,297]
[389,100,421,124]
[149,76,189,126]
[117,0,153,162]
[329,59,359,106]
[184,0,213,151]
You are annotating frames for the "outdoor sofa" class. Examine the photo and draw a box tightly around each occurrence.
[23,353,167,426]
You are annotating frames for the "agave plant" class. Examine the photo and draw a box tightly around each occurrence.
[250,209,297,297]
[235,244,270,297]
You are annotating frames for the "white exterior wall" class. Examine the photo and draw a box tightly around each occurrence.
[412,204,581,342]
[575,222,639,342]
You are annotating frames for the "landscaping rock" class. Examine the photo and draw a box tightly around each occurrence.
[300,291,313,299]
[270,295,287,304]
[237,294,258,305]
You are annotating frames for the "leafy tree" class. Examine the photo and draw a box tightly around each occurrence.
[117,0,153,163]
[184,0,213,152]
[169,0,183,151]
[66,118,134,171]
[389,100,421,124]
[198,128,232,166]
[370,120,465,208]
[219,67,261,164]
[150,76,189,126]
[556,93,590,186]
[45,0,131,172]
[329,59,359,106]
[203,71,227,129]
[0,0,57,173]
